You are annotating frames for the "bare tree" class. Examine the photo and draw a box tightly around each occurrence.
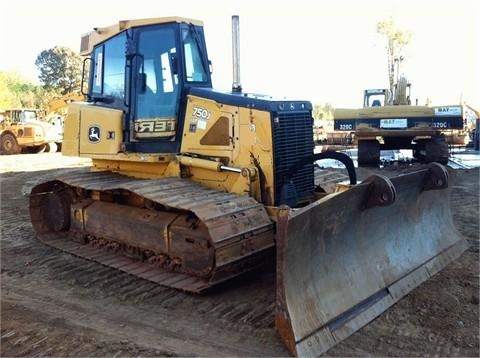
[377,18,411,102]
[313,103,334,120]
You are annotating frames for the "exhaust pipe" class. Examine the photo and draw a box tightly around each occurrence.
[232,15,242,93]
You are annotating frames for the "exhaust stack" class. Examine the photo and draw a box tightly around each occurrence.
[232,15,242,93]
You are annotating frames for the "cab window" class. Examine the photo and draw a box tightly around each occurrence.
[135,26,179,120]
[182,28,208,83]
[91,32,126,100]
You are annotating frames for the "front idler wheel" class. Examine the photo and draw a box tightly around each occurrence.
[42,188,72,233]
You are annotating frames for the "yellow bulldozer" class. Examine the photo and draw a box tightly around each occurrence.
[29,16,467,356]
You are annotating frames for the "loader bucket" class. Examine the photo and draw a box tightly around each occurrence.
[275,163,468,356]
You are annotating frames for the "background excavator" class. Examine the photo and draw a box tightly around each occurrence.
[29,16,467,356]
[333,74,468,166]
[46,91,86,132]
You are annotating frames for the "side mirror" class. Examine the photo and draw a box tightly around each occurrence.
[81,57,92,96]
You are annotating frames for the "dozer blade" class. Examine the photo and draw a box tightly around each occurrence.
[275,163,468,356]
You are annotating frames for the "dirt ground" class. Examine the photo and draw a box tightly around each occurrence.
[1,153,478,357]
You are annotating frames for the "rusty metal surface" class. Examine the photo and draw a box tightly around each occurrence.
[40,233,210,292]
[276,165,468,356]
[54,170,259,222]
[29,169,274,293]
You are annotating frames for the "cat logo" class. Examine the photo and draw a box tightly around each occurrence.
[88,125,101,143]
[434,106,462,117]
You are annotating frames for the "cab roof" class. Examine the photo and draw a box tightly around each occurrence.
[80,17,204,55]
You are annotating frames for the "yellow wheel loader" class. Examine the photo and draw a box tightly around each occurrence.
[29,16,467,356]
[0,108,62,154]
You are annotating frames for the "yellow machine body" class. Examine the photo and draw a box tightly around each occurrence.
[63,95,275,203]
[29,16,467,357]
[333,79,467,165]
[0,108,63,154]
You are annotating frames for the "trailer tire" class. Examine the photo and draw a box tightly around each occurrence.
[358,140,380,166]
[46,142,58,153]
[0,133,21,155]
[425,139,449,164]
[36,144,47,153]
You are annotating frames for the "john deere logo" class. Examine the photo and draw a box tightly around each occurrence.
[88,125,101,143]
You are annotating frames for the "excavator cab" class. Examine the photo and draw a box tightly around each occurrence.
[362,76,412,108]
[363,88,388,107]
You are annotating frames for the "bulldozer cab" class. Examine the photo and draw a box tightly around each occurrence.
[84,18,212,153]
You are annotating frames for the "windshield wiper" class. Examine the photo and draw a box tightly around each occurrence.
[90,95,115,104]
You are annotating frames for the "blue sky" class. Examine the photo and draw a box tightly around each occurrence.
[1,0,478,108]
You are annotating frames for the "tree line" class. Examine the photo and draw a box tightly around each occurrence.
[1,18,408,116]
[0,47,83,112]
